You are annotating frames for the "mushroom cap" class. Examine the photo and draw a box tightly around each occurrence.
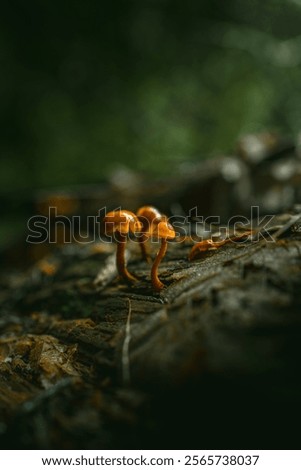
[136,206,165,232]
[152,220,176,240]
[103,210,142,235]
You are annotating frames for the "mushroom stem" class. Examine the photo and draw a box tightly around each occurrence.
[151,238,168,291]
[115,231,137,283]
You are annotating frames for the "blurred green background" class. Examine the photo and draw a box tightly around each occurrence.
[2,0,301,190]
[1,0,301,249]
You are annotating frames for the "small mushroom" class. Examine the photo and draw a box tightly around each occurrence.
[103,210,142,283]
[151,220,176,291]
[189,239,225,260]
[136,205,165,262]
[189,230,252,261]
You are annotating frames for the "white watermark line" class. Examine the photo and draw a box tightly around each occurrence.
[26,206,277,245]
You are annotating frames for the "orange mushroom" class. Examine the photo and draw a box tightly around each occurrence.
[189,231,253,261]
[136,205,165,262]
[189,239,226,260]
[103,210,142,283]
[151,220,176,291]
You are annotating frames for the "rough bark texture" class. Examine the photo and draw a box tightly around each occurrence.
[1,134,301,449]
[1,212,301,449]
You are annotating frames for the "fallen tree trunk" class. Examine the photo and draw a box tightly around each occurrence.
[1,209,301,449]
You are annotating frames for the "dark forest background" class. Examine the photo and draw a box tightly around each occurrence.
[1,0,301,247]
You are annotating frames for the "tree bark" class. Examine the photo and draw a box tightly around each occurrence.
[1,210,301,449]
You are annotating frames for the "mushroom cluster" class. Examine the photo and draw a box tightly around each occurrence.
[103,206,176,291]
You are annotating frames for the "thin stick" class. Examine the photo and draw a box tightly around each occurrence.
[272,215,301,240]
[122,298,132,385]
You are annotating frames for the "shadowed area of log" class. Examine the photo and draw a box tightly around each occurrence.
[0,214,301,449]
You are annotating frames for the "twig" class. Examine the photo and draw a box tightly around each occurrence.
[122,298,132,385]
[272,214,301,240]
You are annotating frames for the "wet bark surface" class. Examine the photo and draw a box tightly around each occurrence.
[1,209,301,449]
